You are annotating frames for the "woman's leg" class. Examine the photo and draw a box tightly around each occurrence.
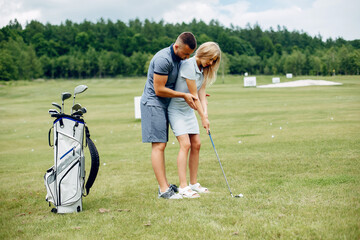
[189,134,201,185]
[176,134,191,188]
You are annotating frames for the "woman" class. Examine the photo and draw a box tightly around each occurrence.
[168,42,221,198]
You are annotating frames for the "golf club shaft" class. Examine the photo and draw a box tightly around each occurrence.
[72,97,75,114]
[209,131,234,197]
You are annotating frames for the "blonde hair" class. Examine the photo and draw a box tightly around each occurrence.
[195,42,221,86]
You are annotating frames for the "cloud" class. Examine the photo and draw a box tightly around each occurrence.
[0,0,359,40]
[163,0,249,26]
[303,0,360,39]
[0,0,41,26]
[242,0,360,40]
[160,0,360,40]
[0,0,179,26]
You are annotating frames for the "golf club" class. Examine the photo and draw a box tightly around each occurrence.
[80,107,87,114]
[52,102,62,113]
[72,103,82,112]
[71,107,86,116]
[48,109,59,115]
[48,109,60,118]
[72,85,88,113]
[61,92,72,114]
[72,110,83,117]
[208,130,243,198]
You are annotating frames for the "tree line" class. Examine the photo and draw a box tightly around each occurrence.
[0,18,359,80]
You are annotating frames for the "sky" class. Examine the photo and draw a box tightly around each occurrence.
[1,0,359,40]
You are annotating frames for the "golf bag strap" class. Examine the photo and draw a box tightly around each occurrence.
[48,126,53,147]
[84,126,100,196]
[85,124,91,147]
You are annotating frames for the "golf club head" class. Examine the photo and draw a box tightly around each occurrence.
[234,194,243,198]
[72,110,83,117]
[61,92,72,114]
[48,109,59,114]
[52,102,61,111]
[72,103,82,112]
[74,85,88,95]
[61,92,72,101]
[80,107,87,114]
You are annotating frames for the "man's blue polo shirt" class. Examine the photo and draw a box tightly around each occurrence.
[141,44,181,108]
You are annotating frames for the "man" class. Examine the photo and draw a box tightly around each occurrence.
[141,32,197,199]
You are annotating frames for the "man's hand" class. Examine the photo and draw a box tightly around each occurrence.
[184,93,198,110]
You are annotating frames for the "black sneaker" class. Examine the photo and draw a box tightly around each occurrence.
[158,187,183,199]
[169,184,178,193]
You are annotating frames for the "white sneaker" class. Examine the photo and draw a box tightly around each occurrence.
[178,186,200,198]
[189,183,209,193]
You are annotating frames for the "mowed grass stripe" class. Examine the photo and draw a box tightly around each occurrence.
[0,75,359,239]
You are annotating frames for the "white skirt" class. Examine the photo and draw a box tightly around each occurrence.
[168,98,199,137]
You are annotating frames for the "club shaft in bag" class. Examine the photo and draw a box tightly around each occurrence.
[208,131,234,197]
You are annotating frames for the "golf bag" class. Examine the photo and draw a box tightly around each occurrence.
[44,114,99,213]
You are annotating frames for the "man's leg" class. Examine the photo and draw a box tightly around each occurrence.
[152,142,169,193]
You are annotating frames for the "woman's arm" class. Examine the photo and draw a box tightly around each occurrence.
[186,79,209,133]
[198,83,208,119]
[154,74,198,110]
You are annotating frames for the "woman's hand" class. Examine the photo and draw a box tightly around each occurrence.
[201,117,210,134]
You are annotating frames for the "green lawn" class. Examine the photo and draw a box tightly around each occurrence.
[0,75,359,239]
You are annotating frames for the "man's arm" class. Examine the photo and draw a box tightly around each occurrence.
[153,73,198,110]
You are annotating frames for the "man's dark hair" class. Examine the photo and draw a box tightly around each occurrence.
[177,32,197,50]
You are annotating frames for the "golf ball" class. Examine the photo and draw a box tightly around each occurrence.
[238,194,244,198]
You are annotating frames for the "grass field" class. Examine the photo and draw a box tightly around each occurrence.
[0,75,359,239]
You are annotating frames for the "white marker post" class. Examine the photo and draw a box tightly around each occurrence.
[244,76,256,87]
[272,77,280,83]
[134,96,141,119]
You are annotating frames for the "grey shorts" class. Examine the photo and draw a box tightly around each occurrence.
[141,103,169,143]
